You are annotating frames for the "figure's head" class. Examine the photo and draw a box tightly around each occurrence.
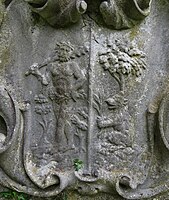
[55,42,74,63]
[105,91,128,110]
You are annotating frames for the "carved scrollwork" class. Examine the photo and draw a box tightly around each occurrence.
[111,92,169,199]
[24,0,152,29]
[159,93,169,150]
[100,0,152,29]
[2,0,169,198]
[0,86,19,153]
[25,0,87,27]
[0,33,153,198]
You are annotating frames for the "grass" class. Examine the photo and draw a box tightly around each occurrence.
[0,190,29,200]
[73,159,84,171]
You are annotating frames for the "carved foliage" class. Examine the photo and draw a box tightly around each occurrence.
[99,40,147,91]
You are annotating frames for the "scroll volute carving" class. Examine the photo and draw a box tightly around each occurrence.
[100,0,152,29]
[25,0,87,27]
[126,0,152,20]
[0,87,19,154]
[159,94,169,150]
[25,0,152,29]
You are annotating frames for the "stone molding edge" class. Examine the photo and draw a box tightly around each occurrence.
[24,0,152,29]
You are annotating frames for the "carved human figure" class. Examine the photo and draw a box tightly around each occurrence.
[26,42,86,150]
[47,43,86,150]
[48,43,86,102]
[71,114,88,153]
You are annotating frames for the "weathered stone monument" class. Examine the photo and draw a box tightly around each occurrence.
[1,0,169,199]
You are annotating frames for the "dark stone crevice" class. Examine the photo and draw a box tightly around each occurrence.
[4,0,13,8]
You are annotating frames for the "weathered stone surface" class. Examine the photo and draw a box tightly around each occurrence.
[1,0,169,199]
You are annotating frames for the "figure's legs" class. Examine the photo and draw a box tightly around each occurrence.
[64,120,75,150]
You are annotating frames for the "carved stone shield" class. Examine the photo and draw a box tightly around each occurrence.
[2,0,169,199]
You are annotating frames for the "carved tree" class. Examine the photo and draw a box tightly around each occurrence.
[99,40,147,91]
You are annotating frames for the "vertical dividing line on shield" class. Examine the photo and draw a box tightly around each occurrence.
[86,20,94,172]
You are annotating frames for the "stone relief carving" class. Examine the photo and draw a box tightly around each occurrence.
[95,91,135,172]
[99,40,147,91]
[0,86,17,153]
[0,29,153,198]
[2,0,169,199]
[24,42,88,189]
[24,0,152,29]
[25,0,88,27]
[19,39,149,197]
[100,0,152,29]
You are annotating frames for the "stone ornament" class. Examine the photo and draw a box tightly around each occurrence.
[25,0,152,29]
[25,0,88,27]
[100,0,153,29]
[2,0,169,199]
